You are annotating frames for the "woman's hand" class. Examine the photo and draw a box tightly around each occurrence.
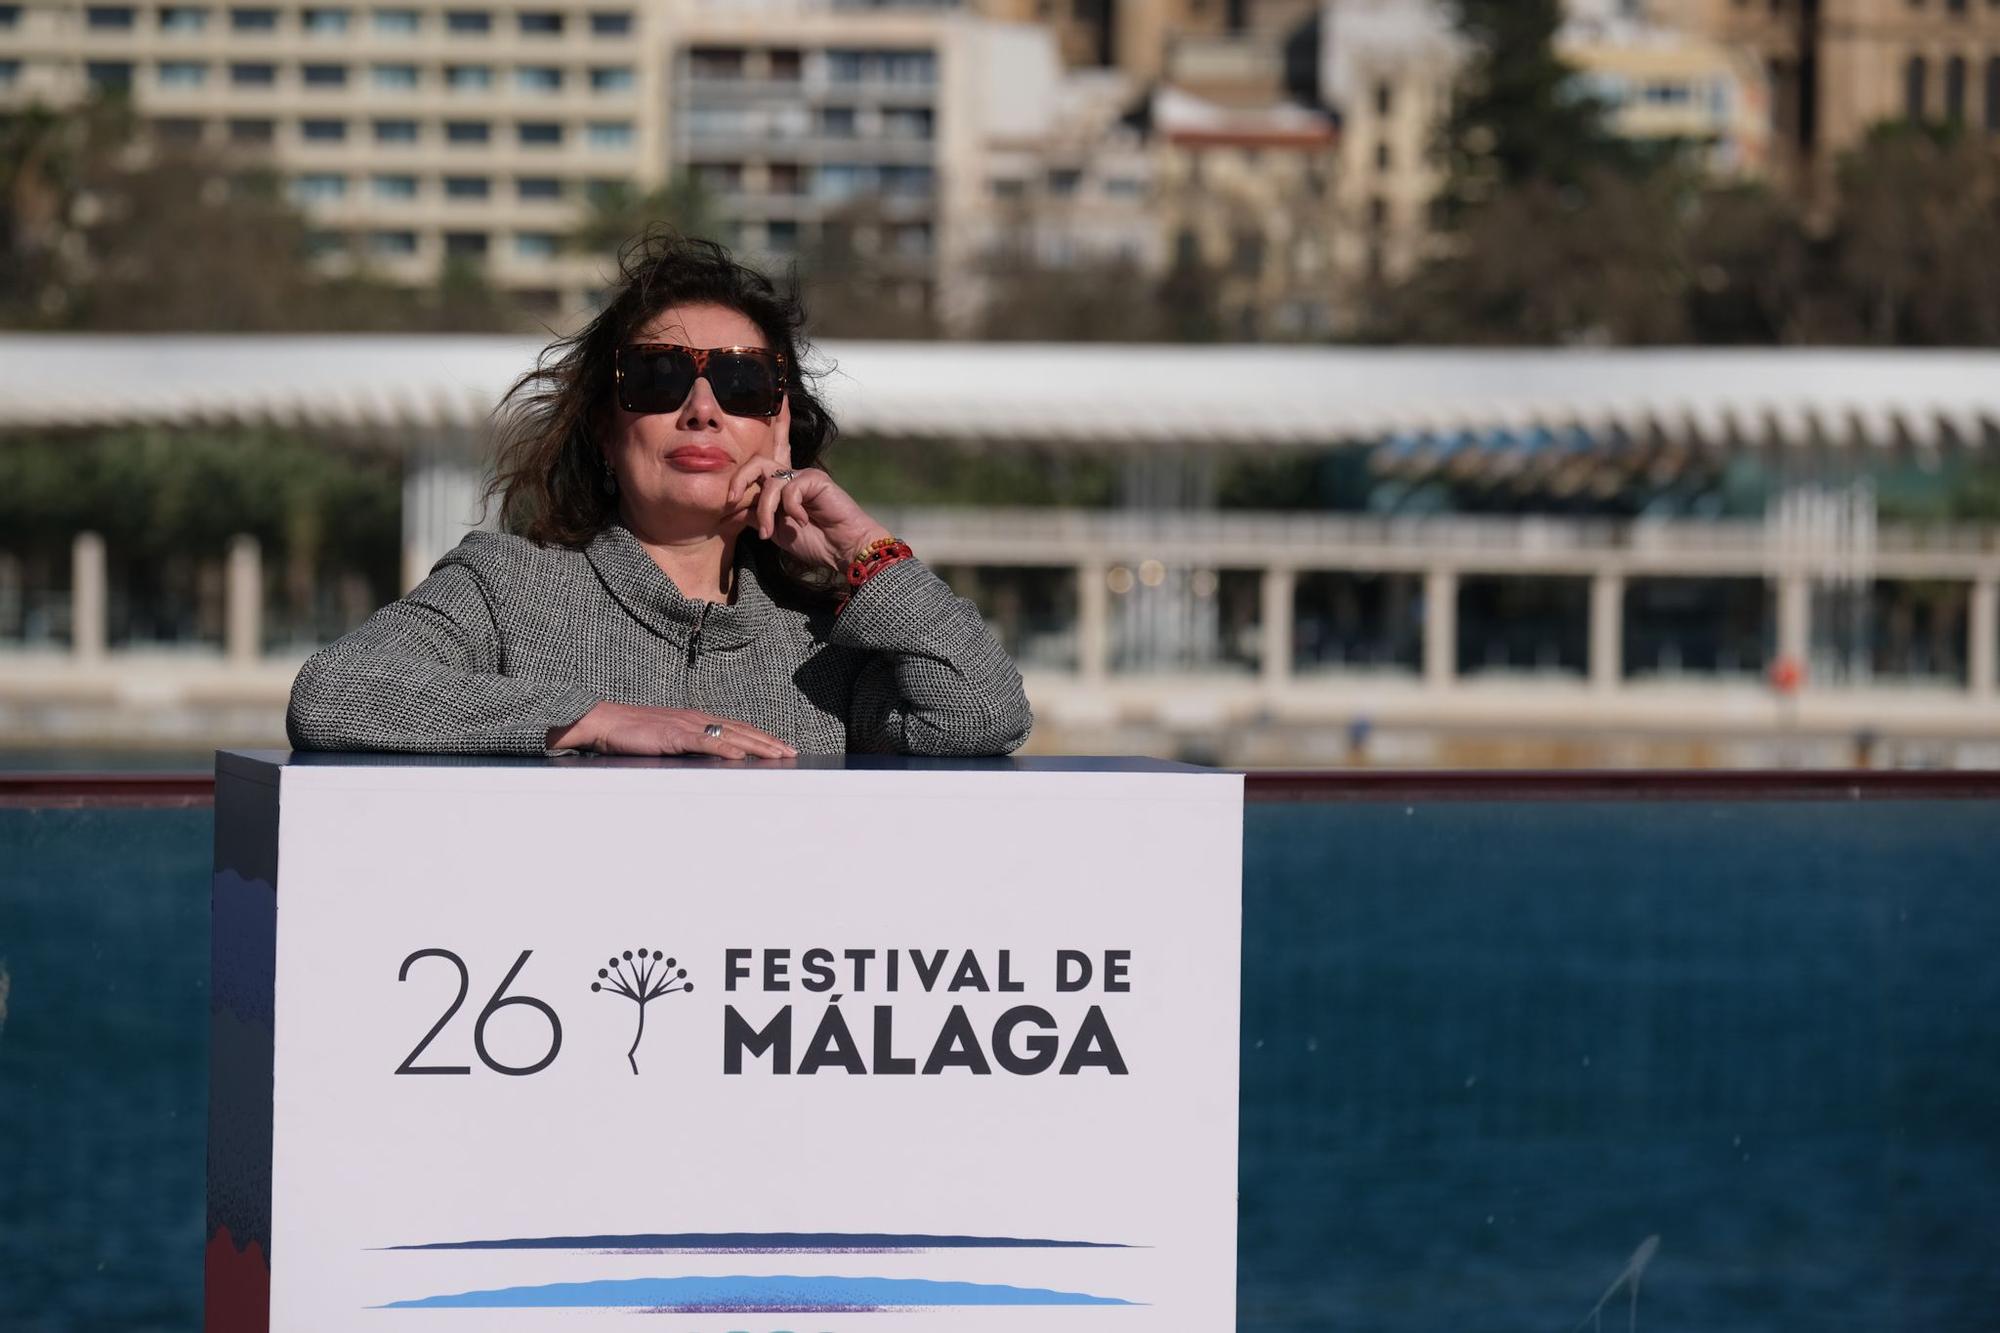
[724,399,891,572]
[548,701,797,759]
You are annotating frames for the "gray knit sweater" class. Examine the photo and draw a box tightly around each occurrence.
[285,523,1033,757]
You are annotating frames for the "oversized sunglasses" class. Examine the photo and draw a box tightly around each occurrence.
[614,342,789,419]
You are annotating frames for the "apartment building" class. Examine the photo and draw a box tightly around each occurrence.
[1681,0,2000,190]
[667,2,994,330]
[0,0,665,313]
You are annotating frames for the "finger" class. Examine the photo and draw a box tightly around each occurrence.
[694,713,797,757]
[781,481,810,530]
[754,471,787,539]
[712,719,797,758]
[724,454,773,508]
[686,730,751,760]
[773,398,793,471]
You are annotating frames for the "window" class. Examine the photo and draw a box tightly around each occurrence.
[87,7,136,29]
[301,7,349,33]
[769,49,802,80]
[300,117,346,141]
[444,230,489,257]
[445,9,490,32]
[371,7,418,31]
[817,105,857,137]
[1047,167,1081,195]
[1375,81,1393,116]
[514,231,559,259]
[1947,55,1968,120]
[153,117,204,144]
[230,6,276,29]
[303,230,344,257]
[585,120,632,149]
[693,161,743,192]
[990,176,1025,200]
[518,120,563,145]
[1104,176,1144,197]
[374,117,419,142]
[881,50,935,85]
[1375,141,1391,170]
[817,162,869,199]
[768,161,803,195]
[302,63,348,87]
[589,10,631,34]
[158,61,208,88]
[445,174,490,199]
[446,64,493,90]
[1907,54,1928,119]
[766,219,799,250]
[518,10,562,33]
[291,172,347,201]
[445,119,490,143]
[370,172,417,198]
[589,66,633,93]
[1230,229,1264,276]
[227,117,274,143]
[880,163,931,197]
[0,6,19,28]
[881,106,932,139]
[688,48,745,80]
[230,61,276,86]
[0,59,19,88]
[368,230,418,256]
[584,177,626,204]
[86,62,134,91]
[160,7,209,31]
[371,63,418,89]
[1987,56,2000,132]
[516,176,562,199]
[516,66,562,92]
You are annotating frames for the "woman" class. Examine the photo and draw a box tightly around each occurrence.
[286,233,1032,758]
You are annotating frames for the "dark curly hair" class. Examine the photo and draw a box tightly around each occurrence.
[486,229,843,606]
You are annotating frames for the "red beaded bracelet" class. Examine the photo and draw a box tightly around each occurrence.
[835,536,914,615]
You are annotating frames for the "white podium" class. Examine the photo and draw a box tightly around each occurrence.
[207,750,1243,1332]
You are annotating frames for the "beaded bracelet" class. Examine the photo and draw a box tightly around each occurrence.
[834,536,914,616]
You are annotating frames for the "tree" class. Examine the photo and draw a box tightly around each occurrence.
[1434,0,1644,223]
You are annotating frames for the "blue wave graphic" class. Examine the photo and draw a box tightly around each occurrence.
[378,1275,1137,1311]
[385,1231,1133,1254]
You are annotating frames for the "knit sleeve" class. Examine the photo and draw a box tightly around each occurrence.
[285,546,602,757]
[827,556,1034,757]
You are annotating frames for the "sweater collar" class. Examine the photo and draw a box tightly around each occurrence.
[584,523,775,649]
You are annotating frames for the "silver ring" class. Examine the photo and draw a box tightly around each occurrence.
[771,469,798,479]
[703,723,724,739]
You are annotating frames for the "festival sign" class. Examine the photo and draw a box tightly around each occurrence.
[208,751,1243,1331]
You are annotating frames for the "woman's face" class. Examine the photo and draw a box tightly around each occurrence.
[603,301,787,532]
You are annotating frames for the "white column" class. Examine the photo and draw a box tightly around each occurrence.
[1777,573,1811,670]
[1589,570,1624,692]
[1077,560,1109,684]
[71,531,106,665]
[1260,565,1294,688]
[1423,567,1457,689]
[402,432,489,593]
[226,534,263,666]
[1971,575,1997,700]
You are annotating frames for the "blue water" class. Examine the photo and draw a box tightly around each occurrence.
[4,800,1999,1330]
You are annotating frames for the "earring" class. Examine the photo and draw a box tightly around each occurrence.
[599,453,618,498]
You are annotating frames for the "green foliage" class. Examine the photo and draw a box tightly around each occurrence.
[829,438,1118,508]
[1435,0,1647,223]
[570,174,720,258]
[0,428,400,585]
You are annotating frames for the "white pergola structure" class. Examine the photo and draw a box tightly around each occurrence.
[5,335,2000,757]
